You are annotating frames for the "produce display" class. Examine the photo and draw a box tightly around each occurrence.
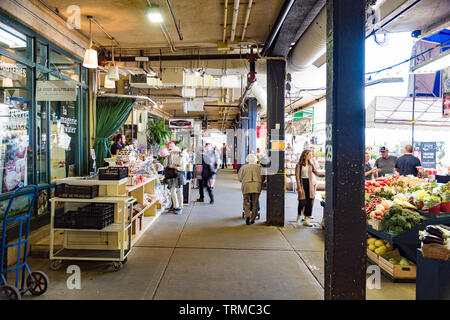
[367,236,394,255]
[380,205,422,233]
[419,225,450,261]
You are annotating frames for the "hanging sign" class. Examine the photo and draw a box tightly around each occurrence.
[419,142,436,169]
[168,119,194,129]
[36,80,77,101]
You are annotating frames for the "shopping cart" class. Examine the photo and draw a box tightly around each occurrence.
[0,185,48,300]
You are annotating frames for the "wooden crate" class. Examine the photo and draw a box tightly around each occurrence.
[367,248,379,263]
[378,249,416,279]
[368,218,383,231]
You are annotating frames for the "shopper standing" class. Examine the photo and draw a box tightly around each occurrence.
[238,154,262,225]
[165,145,186,214]
[365,152,376,180]
[205,143,219,190]
[395,145,423,177]
[374,146,397,177]
[296,150,325,227]
[222,143,227,169]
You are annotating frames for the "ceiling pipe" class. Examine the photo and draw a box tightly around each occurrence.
[89,16,120,46]
[230,0,240,43]
[166,0,183,40]
[240,0,253,41]
[222,0,229,43]
[113,54,246,61]
[260,0,295,56]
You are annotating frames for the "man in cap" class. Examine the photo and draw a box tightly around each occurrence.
[374,146,397,177]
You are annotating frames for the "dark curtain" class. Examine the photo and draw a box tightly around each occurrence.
[94,97,136,168]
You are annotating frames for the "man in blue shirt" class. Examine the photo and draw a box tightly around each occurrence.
[395,145,423,177]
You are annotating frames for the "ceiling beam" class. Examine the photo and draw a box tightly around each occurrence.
[111,54,247,62]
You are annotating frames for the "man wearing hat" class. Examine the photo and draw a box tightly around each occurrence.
[374,146,397,177]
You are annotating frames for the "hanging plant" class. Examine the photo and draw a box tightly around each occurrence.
[146,118,172,154]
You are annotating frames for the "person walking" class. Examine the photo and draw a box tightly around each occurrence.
[165,145,186,214]
[238,154,262,225]
[221,143,227,169]
[296,150,325,227]
[395,144,423,177]
[196,144,215,204]
[374,146,397,177]
[205,143,219,190]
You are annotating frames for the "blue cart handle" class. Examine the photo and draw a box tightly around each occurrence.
[2,184,39,222]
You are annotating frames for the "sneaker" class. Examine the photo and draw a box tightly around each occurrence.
[296,215,302,224]
[303,220,313,227]
[210,199,214,204]
[175,208,183,215]
[246,217,251,225]
[196,198,204,203]
[250,219,255,224]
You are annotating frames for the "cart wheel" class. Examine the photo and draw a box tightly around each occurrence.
[0,285,21,300]
[50,259,63,271]
[26,271,49,296]
[112,262,122,272]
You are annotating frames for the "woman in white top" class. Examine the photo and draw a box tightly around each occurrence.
[295,150,325,226]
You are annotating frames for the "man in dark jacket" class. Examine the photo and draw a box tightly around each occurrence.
[196,144,217,204]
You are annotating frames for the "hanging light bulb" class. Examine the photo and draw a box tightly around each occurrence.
[107,39,119,80]
[2,77,13,87]
[83,17,98,69]
[104,76,115,88]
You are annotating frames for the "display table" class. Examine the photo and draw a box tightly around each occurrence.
[416,248,450,300]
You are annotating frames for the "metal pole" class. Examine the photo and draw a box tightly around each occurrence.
[324,0,366,300]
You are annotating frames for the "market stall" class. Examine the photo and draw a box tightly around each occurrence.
[364,175,450,281]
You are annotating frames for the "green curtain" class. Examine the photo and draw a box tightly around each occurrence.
[94,97,136,168]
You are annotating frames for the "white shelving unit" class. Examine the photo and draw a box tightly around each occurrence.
[49,175,164,271]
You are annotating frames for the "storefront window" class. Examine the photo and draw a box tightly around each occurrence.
[50,100,77,180]
[0,55,31,194]
[50,49,79,81]
[37,71,48,184]
[36,41,47,66]
[0,21,28,59]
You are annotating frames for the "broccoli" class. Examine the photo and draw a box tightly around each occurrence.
[390,225,404,233]
[389,206,402,215]
[404,222,412,230]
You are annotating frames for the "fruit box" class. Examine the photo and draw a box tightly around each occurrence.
[378,249,416,279]
[367,248,379,264]
[368,218,383,231]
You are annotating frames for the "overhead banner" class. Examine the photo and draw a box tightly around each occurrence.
[168,118,194,129]
[36,80,77,101]
[443,67,450,117]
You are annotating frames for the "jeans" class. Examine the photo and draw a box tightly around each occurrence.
[222,156,227,168]
[298,178,313,217]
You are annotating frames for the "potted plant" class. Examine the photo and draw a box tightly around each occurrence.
[146,118,172,156]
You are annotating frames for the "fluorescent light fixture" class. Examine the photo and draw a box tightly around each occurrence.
[104,76,115,88]
[0,28,26,48]
[2,77,13,87]
[148,5,163,23]
[411,49,450,74]
[365,77,404,87]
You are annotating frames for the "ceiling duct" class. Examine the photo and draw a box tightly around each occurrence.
[250,82,267,114]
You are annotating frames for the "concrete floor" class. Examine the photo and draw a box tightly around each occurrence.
[24,169,415,300]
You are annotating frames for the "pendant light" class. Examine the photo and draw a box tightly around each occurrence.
[83,17,98,69]
[107,39,119,81]
[2,77,13,87]
[104,76,115,88]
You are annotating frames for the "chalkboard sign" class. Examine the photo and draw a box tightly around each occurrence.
[420,142,436,169]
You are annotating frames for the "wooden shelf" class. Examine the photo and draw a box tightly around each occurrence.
[50,196,134,203]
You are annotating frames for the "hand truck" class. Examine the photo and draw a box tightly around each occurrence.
[0,185,48,300]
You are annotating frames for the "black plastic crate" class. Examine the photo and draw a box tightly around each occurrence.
[77,203,115,230]
[98,167,129,180]
[55,183,99,199]
[54,210,78,229]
